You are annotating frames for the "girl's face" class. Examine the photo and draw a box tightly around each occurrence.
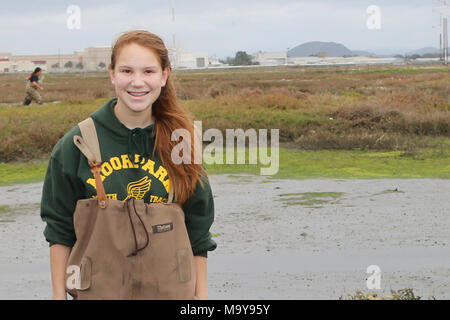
[109,43,170,114]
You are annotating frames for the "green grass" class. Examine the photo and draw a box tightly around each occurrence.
[206,147,450,179]
[0,146,449,186]
[0,161,48,186]
[0,205,10,214]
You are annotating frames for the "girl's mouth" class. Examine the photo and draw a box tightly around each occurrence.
[127,91,149,97]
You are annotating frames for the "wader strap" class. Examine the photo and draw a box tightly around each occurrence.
[75,118,102,166]
[73,118,108,208]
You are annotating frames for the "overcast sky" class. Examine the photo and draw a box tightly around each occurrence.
[0,0,446,58]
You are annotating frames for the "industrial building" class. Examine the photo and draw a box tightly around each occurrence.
[172,52,209,69]
[0,47,111,73]
[252,51,288,66]
[0,47,222,73]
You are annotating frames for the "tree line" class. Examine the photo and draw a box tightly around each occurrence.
[219,51,259,66]
[50,61,107,69]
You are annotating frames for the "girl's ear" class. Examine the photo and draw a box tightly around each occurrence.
[161,67,171,87]
[108,66,115,85]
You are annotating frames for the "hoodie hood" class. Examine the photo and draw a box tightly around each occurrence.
[90,98,156,158]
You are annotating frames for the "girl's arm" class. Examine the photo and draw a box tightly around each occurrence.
[194,256,208,299]
[50,244,71,300]
[31,81,43,90]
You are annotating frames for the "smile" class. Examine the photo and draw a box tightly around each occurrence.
[127,91,150,97]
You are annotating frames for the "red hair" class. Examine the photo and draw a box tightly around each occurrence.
[110,30,206,205]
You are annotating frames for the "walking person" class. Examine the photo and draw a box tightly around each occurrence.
[40,30,217,300]
[23,67,44,105]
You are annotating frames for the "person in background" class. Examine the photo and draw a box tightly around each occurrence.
[23,67,44,105]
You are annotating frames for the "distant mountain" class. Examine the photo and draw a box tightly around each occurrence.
[406,47,443,55]
[377,47,448,56]
[286,42,446,58]
[351,50,376,57]
[288,41,375,57]
[288,41,351,57]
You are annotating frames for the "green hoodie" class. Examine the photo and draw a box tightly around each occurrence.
[40,98,217,257]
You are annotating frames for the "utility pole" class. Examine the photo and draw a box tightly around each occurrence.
[444,16,448,64]
[58,48,61,72]
[170,0,178,68]
[433,0,449,65]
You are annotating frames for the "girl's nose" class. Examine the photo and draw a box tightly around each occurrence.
[131,73,145,87]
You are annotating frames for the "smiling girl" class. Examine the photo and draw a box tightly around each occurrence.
[40,30,216,300]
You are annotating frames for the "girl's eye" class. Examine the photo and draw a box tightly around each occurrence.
[145,70,154,74]
[121,69,131,73]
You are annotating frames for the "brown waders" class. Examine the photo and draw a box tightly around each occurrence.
[65,117,196,300]
[24,82,42,105]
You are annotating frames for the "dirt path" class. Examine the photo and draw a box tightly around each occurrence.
[0,176,449,299]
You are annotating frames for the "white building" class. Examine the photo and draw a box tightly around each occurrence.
[73,47,111,71]
[207,56,224,67]
[175,52,209,69]
[0,47,111,73]
[0,47,226,72]
[253,51,287,66]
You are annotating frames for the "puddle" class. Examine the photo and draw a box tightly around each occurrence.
[277,192,344,208]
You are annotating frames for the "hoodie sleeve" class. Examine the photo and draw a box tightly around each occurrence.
[182,175,217,258]
[40,127,85,248]
[40,155,85,247]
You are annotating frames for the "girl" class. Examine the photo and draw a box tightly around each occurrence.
[40,30,216,300]
[23,67,44,105]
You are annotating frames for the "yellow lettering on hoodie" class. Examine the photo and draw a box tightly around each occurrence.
[101,162,113,176]
[110,157,122,170]
[133,154,141,168]
[141,159,156,175]
[86,175,106,189]
[150,195,167,203]
[163,177,170,194]
[121,155,134,169]
[154,165,168,181]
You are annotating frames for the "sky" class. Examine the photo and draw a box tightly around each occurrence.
[0,0,447,58]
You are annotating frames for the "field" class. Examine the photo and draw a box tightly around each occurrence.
[0,65,449,182]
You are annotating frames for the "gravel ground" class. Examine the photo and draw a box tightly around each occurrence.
[0,175,449,300]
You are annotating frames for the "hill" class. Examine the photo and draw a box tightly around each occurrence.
[288,41,355,57]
